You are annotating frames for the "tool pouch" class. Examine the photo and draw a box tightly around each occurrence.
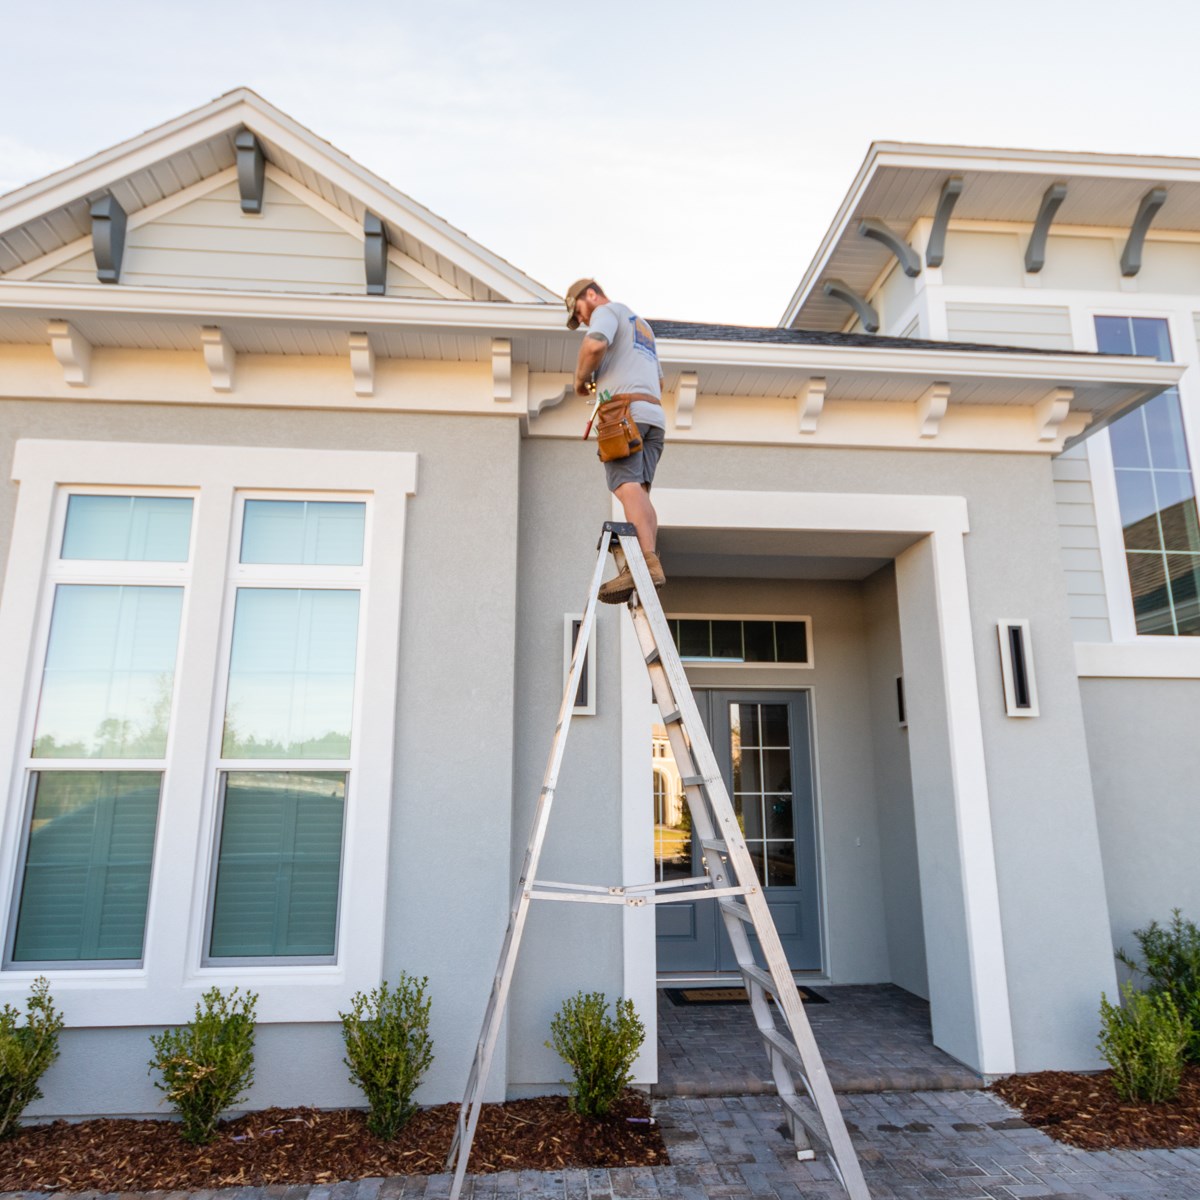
[595,398,643,462]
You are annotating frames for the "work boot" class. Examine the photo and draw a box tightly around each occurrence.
[598,568,635,605]
[645,551,667,588]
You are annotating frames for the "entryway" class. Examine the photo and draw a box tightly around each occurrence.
[653,689,820,974]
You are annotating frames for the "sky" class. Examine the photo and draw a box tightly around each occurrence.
[2,0,1198,326]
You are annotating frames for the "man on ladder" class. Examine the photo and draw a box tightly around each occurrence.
[566,278,668,603]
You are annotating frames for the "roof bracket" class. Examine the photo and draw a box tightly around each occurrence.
[917,382,951,438]
[1035,387,1073,441]
[235,129,265,214]
[492,338,512,402]
[364,212,389,295]
[48,320,92,386]
[1024,183,1067,273]
[857,218,921,277]
[1121,187,1168,277]
[925,177,963,268]
[90,193,126,284]
[797,377,827,434]
[349,333,375,396]
[675,371,698,429]
[821,279,879,333]
[200,326,235,392]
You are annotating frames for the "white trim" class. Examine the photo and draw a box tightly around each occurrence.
[0,440,417,1025]
[563,613,597,716]
[996,619,1040,717]
[1076,641,1200,678]
[620,486,1015,1075]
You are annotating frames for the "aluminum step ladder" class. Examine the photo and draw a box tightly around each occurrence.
[445,522,871,1200]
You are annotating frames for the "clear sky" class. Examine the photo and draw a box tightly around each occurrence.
[2,0,1196,326]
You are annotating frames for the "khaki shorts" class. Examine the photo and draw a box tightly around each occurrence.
[604,424,665,493]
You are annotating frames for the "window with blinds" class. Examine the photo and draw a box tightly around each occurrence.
[206,497,364,963]
[8,493,191,966]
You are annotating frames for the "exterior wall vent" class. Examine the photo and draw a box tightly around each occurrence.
[896,674,907,728]
[564,613,596,716]
[997,619,1039,717]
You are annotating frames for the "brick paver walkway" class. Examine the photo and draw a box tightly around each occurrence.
[656,984,982,1095]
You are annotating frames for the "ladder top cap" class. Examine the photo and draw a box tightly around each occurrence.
[602,521,637,535]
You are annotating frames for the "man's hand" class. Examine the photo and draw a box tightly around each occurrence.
[574,333,607,395]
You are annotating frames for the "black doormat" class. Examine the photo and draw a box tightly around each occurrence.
[664,984,828,1007]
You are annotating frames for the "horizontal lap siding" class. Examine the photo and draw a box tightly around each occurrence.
[945,303,1111,642]
[34,179,441,299]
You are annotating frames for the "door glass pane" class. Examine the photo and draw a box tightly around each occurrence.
[61,495,192,562]
[209,771,345,958]
[222,589,360,759]
[760,704,789,746]
[762,749,792,792]
[765,842,796,887]
[766,795,794,840]
[240,500,365,566]
[652,717,691,883]
[12,771,161,962]
[729,701,796,888]
[33,585,183,759]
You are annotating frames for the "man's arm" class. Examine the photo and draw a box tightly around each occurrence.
[574,334,608,395]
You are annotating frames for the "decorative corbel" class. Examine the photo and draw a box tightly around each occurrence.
[858,218,921,278]
[528,377,573,418]
[1121,187,1168,277]
[235,130,265,214]
[364,213,389,295]
[200,327,235,392]
[48,320,92,386]
[1035,387,1073,442]
[916,382,951,438]
[492,338,512,403]
[90,193,127,284]
[1024,183,1068,273]
[822,279,879,333]
[925,177,963,268]
[797,377,827,434]
[349,333,375,396]
[675,371,698,430]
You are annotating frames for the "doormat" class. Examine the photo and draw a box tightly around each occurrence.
[664,985,828,1006]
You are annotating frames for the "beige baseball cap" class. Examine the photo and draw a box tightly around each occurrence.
[564,278,599,330]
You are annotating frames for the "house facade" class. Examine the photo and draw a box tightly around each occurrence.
[0,92,1195,1119]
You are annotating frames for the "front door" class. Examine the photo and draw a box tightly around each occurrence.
[654,690,821,974]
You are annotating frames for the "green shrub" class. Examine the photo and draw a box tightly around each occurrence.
[0,977,63,1140]
[148,987,257,1143]
[1098,983,1189,1102]
[547,991,644,1118]
[1116,909,1200,1061]
[340,974,434,1138]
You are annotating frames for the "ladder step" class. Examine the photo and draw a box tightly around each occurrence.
[739,962,777,996]
[720,899,754,924]
[760,1027,806,1074]
[645,646,661,664]
[661,709,682,724]
[681,774,709,787]
[779,1095,820,1161]
[700,837,728,854]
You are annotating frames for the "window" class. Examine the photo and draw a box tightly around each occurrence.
[8,492,191,966]
[207,498,364,963]
[667,618,811,664]
[1096,317,1200,636]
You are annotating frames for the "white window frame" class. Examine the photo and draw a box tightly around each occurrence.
[0,440,417,1025]
[563,613,597,716]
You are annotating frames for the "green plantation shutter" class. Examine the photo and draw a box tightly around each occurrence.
[209,772,345,958]
[12,772,161,962]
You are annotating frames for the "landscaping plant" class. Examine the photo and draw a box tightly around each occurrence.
[547,991,644,1118]
[148,986,257,1144]
[0,976,63,1140]
[340,974,434,1138]
[1116,909,1200,1061]
[1098,982,1189,1103]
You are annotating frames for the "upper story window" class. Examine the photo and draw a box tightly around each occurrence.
[668,618,811,665]
[1096,317,1200,636]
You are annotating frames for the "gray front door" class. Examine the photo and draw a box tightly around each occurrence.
[654,690,821,974]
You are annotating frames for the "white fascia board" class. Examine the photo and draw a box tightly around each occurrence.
[0,89,557,306]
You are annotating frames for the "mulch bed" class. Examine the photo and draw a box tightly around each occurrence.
[0,1092,667,1192]
[990,1065,1200,1150]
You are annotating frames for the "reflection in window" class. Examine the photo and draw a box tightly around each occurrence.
[33,585,183,759]
[1097,316,1200,635]
[61,495,193,562]
[222,589,360,759]
[668,619,809,663]
[209,771,345,958]
[240,500,365,566]
[730,702,795,887]
[651,720,690,882]
[12,771,161,963]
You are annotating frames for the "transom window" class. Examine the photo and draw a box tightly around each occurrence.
[668,618,810,664]
[1096,316,1200,636]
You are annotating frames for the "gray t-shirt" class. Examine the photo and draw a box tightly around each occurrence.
[586,301,666,430]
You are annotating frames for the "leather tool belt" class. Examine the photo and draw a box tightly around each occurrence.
[595,393,661,463]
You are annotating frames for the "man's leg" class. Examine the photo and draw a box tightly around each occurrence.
[614,481,657,553]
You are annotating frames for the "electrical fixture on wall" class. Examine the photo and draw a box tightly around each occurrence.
[564,614,597,716]
[996,619,1039,717]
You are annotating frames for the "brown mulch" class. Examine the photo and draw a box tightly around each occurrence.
[0,1092,667,1192]
[990,1064,1200,1150]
